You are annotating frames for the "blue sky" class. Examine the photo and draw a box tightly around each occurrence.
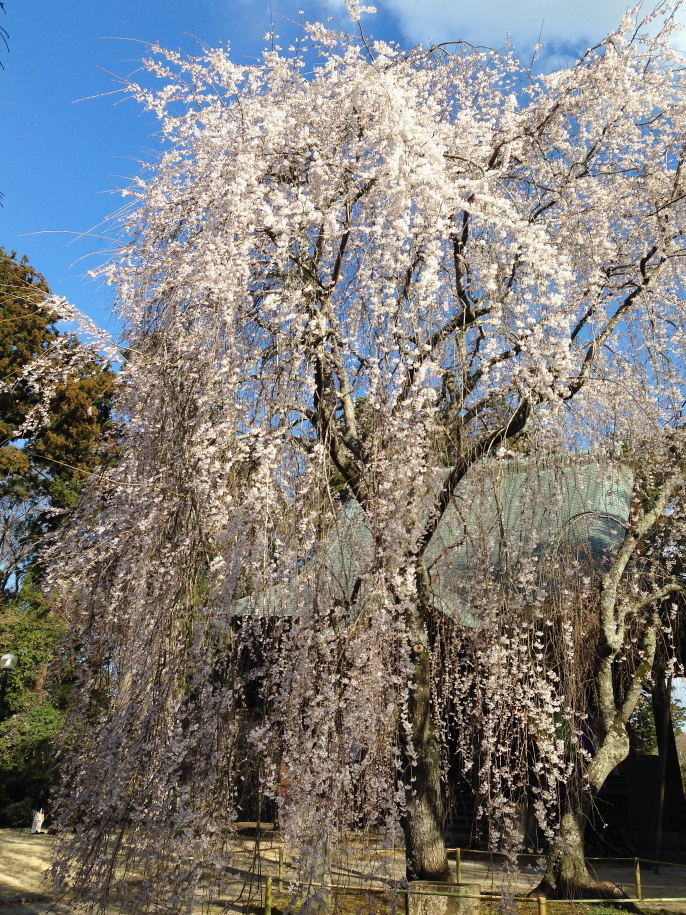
[0,0,680,329]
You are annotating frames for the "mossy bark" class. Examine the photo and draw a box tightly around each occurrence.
[537,807,624,899]
[537,716,634,898]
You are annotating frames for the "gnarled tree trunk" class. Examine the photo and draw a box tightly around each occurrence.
[539,805,624,899]
[536,464,686,899]
[537,687,638,898]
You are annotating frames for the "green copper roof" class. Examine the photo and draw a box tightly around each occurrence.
[233,459,633,624]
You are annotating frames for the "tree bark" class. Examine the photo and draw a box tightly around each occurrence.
[537,706,637,898]
[402,610,452,883]
[538,805,624,899]
[537,466,686,900]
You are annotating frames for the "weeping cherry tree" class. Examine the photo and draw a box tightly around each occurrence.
[42,2,686,909]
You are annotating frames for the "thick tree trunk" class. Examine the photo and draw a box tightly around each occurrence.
[535,468,678,899]
[537,721,632,899]
[538,806,624,899]
[402,614,452,883]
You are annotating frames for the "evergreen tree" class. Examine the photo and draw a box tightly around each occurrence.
[629,687,686,754]
[0,248,114,825]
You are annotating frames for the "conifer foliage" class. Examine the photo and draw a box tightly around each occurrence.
[0,248,114,592]
[0,248,114,825]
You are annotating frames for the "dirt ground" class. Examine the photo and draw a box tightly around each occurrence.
[0,829,52,901]
[2,828,686,915]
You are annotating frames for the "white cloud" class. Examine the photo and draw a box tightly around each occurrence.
[376,0,686,62]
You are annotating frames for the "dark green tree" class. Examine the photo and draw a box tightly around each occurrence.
[0,248,115,825]
[629,687,686,754]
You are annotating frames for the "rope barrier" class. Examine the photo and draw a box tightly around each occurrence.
[259,879,686,903]
[257,881,686,912]
[219,841,686,913]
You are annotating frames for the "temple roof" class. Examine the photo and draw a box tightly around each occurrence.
[233,458,633,625]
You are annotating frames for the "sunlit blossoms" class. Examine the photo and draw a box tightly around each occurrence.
[43,5,686,910]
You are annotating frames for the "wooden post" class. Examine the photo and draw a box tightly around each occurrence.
[634,857,642,900]
[278,846,284,892]
[405,888,411,915]
[265,876,272,915]
[654,676,673,876]
[455,847,462,884]
[537,895,547,915]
